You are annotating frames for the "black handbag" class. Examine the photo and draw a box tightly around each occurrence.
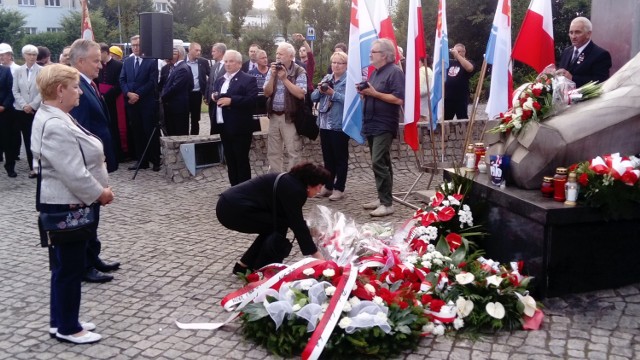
[253,173,294,268]
[294,97,320,140]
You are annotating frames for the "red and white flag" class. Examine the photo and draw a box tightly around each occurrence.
[81,0,94,40]
[511,0,554,73]
[367,0,400,63]
[403,0,426,151]
[485,0,513,120]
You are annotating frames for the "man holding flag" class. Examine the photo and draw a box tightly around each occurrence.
[358,38,404,217]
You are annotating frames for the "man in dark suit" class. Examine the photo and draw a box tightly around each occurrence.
[556,17,612,88]
[96,43,125,161]
[119,34,160,171]
[161,45,194,135]
[241,43,260,73]
[0,65,16,177]
[211,50,258,186]
[205,42,227,135]
[185,42,210,135]
[68,39,120,283]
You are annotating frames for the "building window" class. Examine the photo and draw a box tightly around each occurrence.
[22,27,37,35]
[154,2,168,12]
[47,27,63,33]
[19,0,36,6]
[45,0,61,6]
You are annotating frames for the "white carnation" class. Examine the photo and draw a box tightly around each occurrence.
[364,283,376,294]
[422,323,434,333]
[342,302,352,312]
[325,286,336,296]
[432,324,445,336]
[303,268,315,276]
[322,269,336,277]
[453,318,464,330]
[373,296,384,306]
[349,297,361,306]
[338,317,352,329]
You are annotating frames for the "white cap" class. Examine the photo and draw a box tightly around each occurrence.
[0,43,13,54]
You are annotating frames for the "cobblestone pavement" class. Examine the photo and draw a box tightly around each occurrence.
[1,131,639,360]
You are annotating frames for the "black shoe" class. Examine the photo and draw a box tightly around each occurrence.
[83,268,113,283]
[233,262,251,276]
[152,164,161,172]
[28,171,37,179]
[7,170,17,178]
[128,163,149,170]
[95,260,120,272]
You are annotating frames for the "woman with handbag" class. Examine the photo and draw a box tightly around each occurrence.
[216,162,330,274]
[31,64,114,344]
[311,51,350,201]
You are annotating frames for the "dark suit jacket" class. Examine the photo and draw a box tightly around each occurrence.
[70,79,117,173]
[241,60,256,73]
[205,61,225,103]
[161,61,194,113]
[211,71,258,135]
[0,66,14,112]
[558,41,612,87]
[187,57,210,96]
[119,56,159,110]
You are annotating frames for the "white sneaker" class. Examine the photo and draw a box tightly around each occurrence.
[315,187,333,198]
[362,199,380,210]
[49,322,96,337]
[370,205,394,217]
[55,331,102,344]
[329,190,344,201]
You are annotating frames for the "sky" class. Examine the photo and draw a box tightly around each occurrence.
[253,0,272,9]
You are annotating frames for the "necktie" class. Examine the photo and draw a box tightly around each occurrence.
[134,57,140,75]
[571,48,579,64]
[90,81,102,99]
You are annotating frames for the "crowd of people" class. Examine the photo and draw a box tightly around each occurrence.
[0,16,612,345]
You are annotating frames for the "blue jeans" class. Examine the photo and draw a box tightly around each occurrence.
[367,133,394,206]
[320,129,350,192]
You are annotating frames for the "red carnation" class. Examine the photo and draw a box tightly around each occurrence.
[533,102,542,111]
[429,299,446,312]
[578,173,589,187]
[532,88,542,97]
[246,273,260,283]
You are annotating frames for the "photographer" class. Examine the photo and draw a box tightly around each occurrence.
[311,51,349,201]
[263,43,307,172]
[444,43,474,120]
[357,38,404,217]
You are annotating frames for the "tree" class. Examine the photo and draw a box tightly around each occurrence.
[103,0,154,42]
[274,0,294,38]
[332,0,350,45]
[189,13,228,55]
[17,32,68,61]
[59,8,111,45]
[0,8,27,45]
[229,0,253,46]
[301,0,337,45]
[169,0,205,39]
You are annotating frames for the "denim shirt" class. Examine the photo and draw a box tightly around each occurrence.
[311,72,346,131]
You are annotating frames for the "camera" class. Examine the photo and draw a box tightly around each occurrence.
[319,80,333,92]
[356,81,370,91]
[274,62,284,71]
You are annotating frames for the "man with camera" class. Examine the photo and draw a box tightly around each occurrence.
[263,42,307,172]
[358,38,404,217]
[444,43,474,120]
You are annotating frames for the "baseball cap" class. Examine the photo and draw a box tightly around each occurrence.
[0,43,13,54]
[109,46,123,58]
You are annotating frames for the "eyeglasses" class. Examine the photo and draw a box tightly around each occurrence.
[370,50,383,54]
[331,62,346,65]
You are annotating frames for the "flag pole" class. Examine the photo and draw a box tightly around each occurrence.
[463,55,488,154]
[424,63,438,170]
[440,56,446,163]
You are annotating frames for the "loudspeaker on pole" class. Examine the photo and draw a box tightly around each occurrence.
[139,12,173,59]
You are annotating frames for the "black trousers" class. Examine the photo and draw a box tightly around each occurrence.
[220,128,252,186]
[319,129,350,192]
[216,195,287,269]
[0,113,17,173]
[444,97,469,120]
[14,111,34,170]
[164,105,190,136]
[188,91,202,135]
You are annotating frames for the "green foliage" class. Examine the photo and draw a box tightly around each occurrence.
[189,14,229,54]
[229,0,254,46]
[102,0,154,42]
[0,8,26,45]
[241,24,278,62]
[169,0,205,39]
[274,0,295,38]
[59,8,112,45]
[301,0,337,44]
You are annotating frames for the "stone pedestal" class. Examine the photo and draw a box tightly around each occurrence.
[452,170,640,298]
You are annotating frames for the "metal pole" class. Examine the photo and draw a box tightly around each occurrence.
[464,56,488,155]
[117,2,123,44]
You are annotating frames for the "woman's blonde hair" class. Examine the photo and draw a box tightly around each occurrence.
[330,51,348,64]
[36,64,80,101]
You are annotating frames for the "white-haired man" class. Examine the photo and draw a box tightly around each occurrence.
[263,42,307,172]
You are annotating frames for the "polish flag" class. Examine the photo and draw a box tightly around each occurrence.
[485,0,513,120]
[403,0,426,151]
[511,0,554,73]
[430,0,449,128]
[342,0,377,144]
[367,0,400,63]
[81,0,94,40]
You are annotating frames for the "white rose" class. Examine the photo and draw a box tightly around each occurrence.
[364,283,376,294]
[422,323,435,333]
[303,268,315,276]
[514,120,522,129]
[523,97,535,110]
[342,302,352,312]
[349,297,361,306]
[373,296,384,306]
[322,269,336,278]
[301,279,314,290]
[433,324,445,336]
[325,286,336,296]
[453,318,464,330]
[338,317,352,329]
